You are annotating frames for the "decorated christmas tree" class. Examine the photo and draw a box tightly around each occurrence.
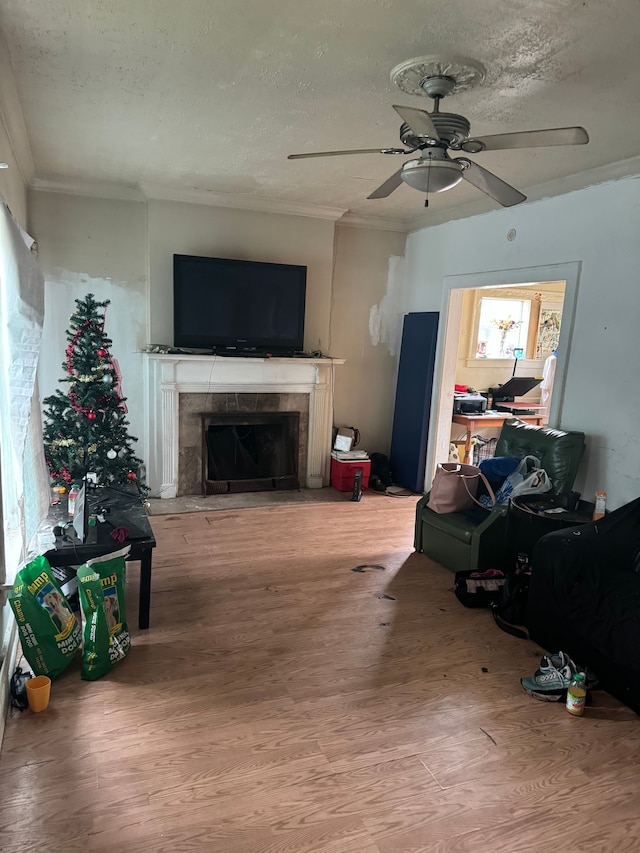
[43,293,148,495]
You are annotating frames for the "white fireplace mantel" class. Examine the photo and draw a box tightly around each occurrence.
[143,353,344,498]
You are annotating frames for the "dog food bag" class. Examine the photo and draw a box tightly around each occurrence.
[77,545,131,681]
[9,555,81,678]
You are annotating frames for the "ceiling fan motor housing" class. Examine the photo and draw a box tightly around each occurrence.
[399,113,471,149]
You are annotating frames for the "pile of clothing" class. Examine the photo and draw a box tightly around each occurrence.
[476,454,552,507]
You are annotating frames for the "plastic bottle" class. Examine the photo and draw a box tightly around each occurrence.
[593,491,607,520]
[566,672,587,716]
[68,484,81,517]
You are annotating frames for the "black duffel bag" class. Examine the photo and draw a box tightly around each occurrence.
[454,569,507,608]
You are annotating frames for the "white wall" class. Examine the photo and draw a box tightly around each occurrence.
[28,177,640,507]
[0,82,30,736]
[30,192,148,462]
[0,150,27,228]
[147,200,335,353]
[331,223,407,453]
[31,193,405,485]
[0,102,28,228]
[403,176,640,509]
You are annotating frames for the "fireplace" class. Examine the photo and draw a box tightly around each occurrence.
[179,391,308,495]
[202,411,300,494]
[144,354,343,498]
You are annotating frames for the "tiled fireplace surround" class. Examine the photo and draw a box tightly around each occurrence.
[144,354,342,498]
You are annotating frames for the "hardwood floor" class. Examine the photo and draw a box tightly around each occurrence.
[1,492,638,852]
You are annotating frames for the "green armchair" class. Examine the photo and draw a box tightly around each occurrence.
[414,419,586,573]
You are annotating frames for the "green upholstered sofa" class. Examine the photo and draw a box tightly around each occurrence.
[414,419,586,573]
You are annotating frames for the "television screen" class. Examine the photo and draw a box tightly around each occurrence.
[173,254,306,353]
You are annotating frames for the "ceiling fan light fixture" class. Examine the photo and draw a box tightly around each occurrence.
[401,156,463,194]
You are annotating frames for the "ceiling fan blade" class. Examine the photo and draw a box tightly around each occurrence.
[288,147,404,160]
[456,159,526,207]
[461,126,589,153]
[392,105,440,141]
[367,168,404,200]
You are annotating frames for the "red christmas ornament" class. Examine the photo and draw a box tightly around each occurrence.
[127,471,137,480]
[97,348,107,357]
[87,411,97,421]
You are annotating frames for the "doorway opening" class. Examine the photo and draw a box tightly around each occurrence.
[426,261,581,491]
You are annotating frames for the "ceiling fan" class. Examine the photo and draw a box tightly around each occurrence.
[287,56,589,207]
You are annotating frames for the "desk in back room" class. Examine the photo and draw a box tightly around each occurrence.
[452,412,545,465]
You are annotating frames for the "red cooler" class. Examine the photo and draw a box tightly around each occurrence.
[330,458,371,492]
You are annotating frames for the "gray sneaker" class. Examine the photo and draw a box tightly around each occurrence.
[521,663,574,701]
[536,650,599,689]
[537,650,575,675]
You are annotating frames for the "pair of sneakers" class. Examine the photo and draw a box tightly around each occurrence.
[521,651,599,702]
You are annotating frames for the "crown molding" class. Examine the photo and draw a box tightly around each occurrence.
[407,197,492,231]
[0,31,35,185]
[139,182,347,221]
[31,178,146,202]
[29,177,414,228]
[31,178,349,220]
[525,154,640,204]
[31,153,640,232]
[407,154,640,232]
[338,211,409,232]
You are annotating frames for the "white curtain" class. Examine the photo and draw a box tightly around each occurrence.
[0,196,50,585]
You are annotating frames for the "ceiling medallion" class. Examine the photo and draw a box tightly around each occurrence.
[390,55,486,97]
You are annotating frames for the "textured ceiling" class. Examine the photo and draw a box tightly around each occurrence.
[1,0,640,228]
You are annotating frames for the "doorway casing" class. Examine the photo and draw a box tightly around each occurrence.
[424,261,581,492]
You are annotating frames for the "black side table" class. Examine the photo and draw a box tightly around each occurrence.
[44,485,156,629]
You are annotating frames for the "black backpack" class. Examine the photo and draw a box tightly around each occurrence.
[491,568,531,639]
[369,453,392,492]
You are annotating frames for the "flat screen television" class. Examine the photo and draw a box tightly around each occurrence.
[173,254,307,354]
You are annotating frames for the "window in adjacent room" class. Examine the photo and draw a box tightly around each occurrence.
[476,297,531,359]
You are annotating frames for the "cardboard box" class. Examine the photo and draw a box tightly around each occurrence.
[333,427,356,452]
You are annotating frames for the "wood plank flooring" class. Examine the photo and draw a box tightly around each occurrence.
[1,492,639,852]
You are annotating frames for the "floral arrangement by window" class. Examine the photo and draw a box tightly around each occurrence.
[491,317,522,333]
[491,316,523,356]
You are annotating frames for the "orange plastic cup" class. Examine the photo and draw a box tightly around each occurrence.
[25,676,51,712]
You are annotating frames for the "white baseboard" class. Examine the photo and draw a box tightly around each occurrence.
[0,621,18,748]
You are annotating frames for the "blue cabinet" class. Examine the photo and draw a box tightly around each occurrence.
[389,312,439,493]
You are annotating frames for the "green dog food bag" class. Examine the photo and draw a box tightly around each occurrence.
[77,545,131,681]
[9,555,81,678]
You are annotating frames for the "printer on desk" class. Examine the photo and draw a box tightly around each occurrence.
[487,376,541,415]
[453,390,487,414]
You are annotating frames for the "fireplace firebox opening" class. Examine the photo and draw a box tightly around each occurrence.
[201,411,300,494]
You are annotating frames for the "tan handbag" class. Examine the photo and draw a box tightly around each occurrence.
[427,462,496,514]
